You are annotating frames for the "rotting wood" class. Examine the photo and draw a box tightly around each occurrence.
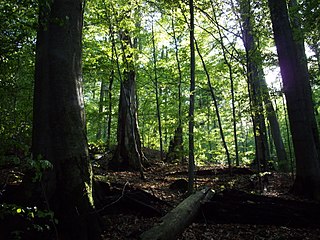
[140,188,214,240]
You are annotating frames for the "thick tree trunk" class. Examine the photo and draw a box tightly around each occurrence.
[110,30,144,178]
[268,0,320,199]
[288,0,320,160]
[30,0,101,239]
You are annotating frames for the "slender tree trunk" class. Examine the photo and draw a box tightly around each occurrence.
[96,78,106,141]
[105,23,116,149]
[231,69,240,166]
[239,0,270,171]
[171,11,183,127]
[207,101,213,161]
[282,93,295,178]
[188,0,196,195]
[30,0,101,238]
[167,12,184,164]
[210,2,239,167]
[194,38,232,173]
[151,20,164,161]
[268,0,320,199]
[106,69,114,149]
[262,79,289,171]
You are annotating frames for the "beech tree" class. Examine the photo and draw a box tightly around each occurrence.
[268,0,320,199]
[30,0,101,238]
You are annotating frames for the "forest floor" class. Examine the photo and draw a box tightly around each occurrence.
[1,148,320,239]
[93,148,320,240]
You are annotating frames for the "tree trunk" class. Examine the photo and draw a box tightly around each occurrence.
[106,69,114,149]
[288,0,320,159]
[239,0,270,171]
[210,2,237,168]
[105,21,116,149]
[96,77,106,141]
[262,79,289,171]
[194,37,232,173]
[166,125,184,163]
[188,0,196,195]
[110,29,144,179]
[30,0,101,238]
[170,11,185,164]
[151,20,164,162]
[171,11,183,127]
[268,0,320,199]
[237,0,289,170]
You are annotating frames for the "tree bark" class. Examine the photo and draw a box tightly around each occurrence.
[30,0,101,238]
[288,0,320,159]
[268,0,320,199]
[188,0,196,194]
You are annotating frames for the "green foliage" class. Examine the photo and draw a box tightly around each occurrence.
[0,0,36,159]
[0,203,56,238]
[26,156,53,182]
[2,0,316,172]
[88,140,107,154]
[80,0,283,168]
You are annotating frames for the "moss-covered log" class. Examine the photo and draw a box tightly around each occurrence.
[140,188,213,240]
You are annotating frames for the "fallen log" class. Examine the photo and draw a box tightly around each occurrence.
[203,189,320,227]
[140,188,213,240]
